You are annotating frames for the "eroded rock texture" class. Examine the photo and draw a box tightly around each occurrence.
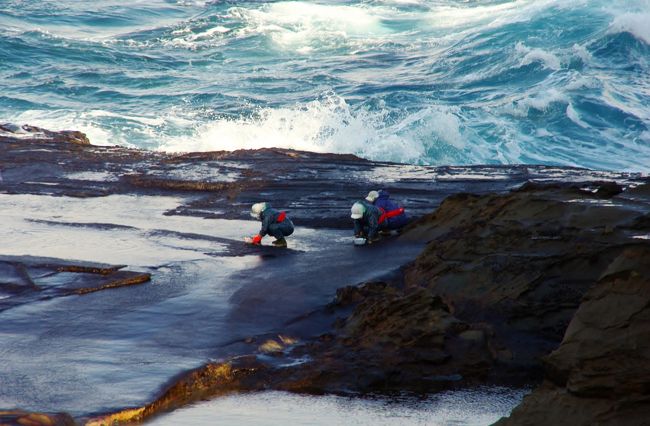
[495,245,650,426]
[0,124,89,145]
[402,182,650,381]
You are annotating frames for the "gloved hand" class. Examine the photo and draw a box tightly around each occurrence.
[251,234,262,245]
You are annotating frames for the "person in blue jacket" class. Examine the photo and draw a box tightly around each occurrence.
[249,202,294,247]
[366,189,409,232]
[351,200,381,243]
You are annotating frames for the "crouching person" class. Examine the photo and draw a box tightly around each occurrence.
[366,189,409,233]
[249,202,294,247]
[350,200,381,244]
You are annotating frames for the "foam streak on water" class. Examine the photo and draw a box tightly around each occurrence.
[1,0,649,171]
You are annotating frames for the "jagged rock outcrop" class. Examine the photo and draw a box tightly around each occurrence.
[494,245,650,426]
[401,181,650,381]
[0,124,89,145]
[279,182,650,395]
[275,283,496,394]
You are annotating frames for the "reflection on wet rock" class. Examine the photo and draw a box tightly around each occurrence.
[0,256,150,312]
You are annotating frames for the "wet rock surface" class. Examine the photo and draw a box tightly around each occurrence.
[0,256,150,311]
[0,124,90,145]
[0,124,633,228]
[1,126,649,425]
[88,177,650,425]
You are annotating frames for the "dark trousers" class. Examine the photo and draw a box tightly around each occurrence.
[269,220,294,239]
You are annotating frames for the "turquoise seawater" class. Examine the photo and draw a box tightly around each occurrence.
[1,0,649,171]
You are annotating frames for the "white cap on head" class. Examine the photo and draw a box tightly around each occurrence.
[351,202,365,219]
[365,190,379,203]
[251,202,267,219]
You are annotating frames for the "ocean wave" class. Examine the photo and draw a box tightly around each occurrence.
[515,42,562,71]
[609,12,650,45]
[227,1,390,54]
[158,94,466,164]
[1,0,649,172]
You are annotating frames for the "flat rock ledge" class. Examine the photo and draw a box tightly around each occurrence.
[2,127,649,425]
[86,180,650,426]
[0,256,151,312]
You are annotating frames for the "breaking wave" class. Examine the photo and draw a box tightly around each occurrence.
[1,0,649,171]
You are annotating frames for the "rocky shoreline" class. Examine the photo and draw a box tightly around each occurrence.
[1,125,649,425]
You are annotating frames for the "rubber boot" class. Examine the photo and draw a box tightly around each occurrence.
[272,238,287,248]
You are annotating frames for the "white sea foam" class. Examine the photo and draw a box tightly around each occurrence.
[507,88,569,117]
[163,23,232,49]
[158,95,465,163]
[427,1,532,29]
[641,131,650,144]
[515,42,562,70]
[572,43,593,64]
[566,103,589,128]
[565,75,600,91]
[85,110,166,127]
[610,12,650,45]
[228,1,388,53]
[602,80,650,123]
[188,26,231,40]
[8,110,117,146]
[425,0,586,34]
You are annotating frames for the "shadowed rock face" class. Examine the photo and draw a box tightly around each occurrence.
[494,245,650,426]
[401,181,650,381]
[1,126,649,425]
[279,180,650,394]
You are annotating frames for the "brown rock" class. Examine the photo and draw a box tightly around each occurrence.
[0,410,75,426]
[495,246,650,426]
[0,124,89,145]
[401,183,650,380]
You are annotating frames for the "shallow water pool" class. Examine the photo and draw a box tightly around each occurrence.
[150,388,528,426]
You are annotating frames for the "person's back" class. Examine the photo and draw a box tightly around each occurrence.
[249,202,294,247]
[373,190,409,229]
[375,190,400,212]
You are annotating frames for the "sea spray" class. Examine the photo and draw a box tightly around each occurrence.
[1,0,648,171]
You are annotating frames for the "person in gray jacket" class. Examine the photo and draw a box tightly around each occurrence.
[249,202,294,247]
